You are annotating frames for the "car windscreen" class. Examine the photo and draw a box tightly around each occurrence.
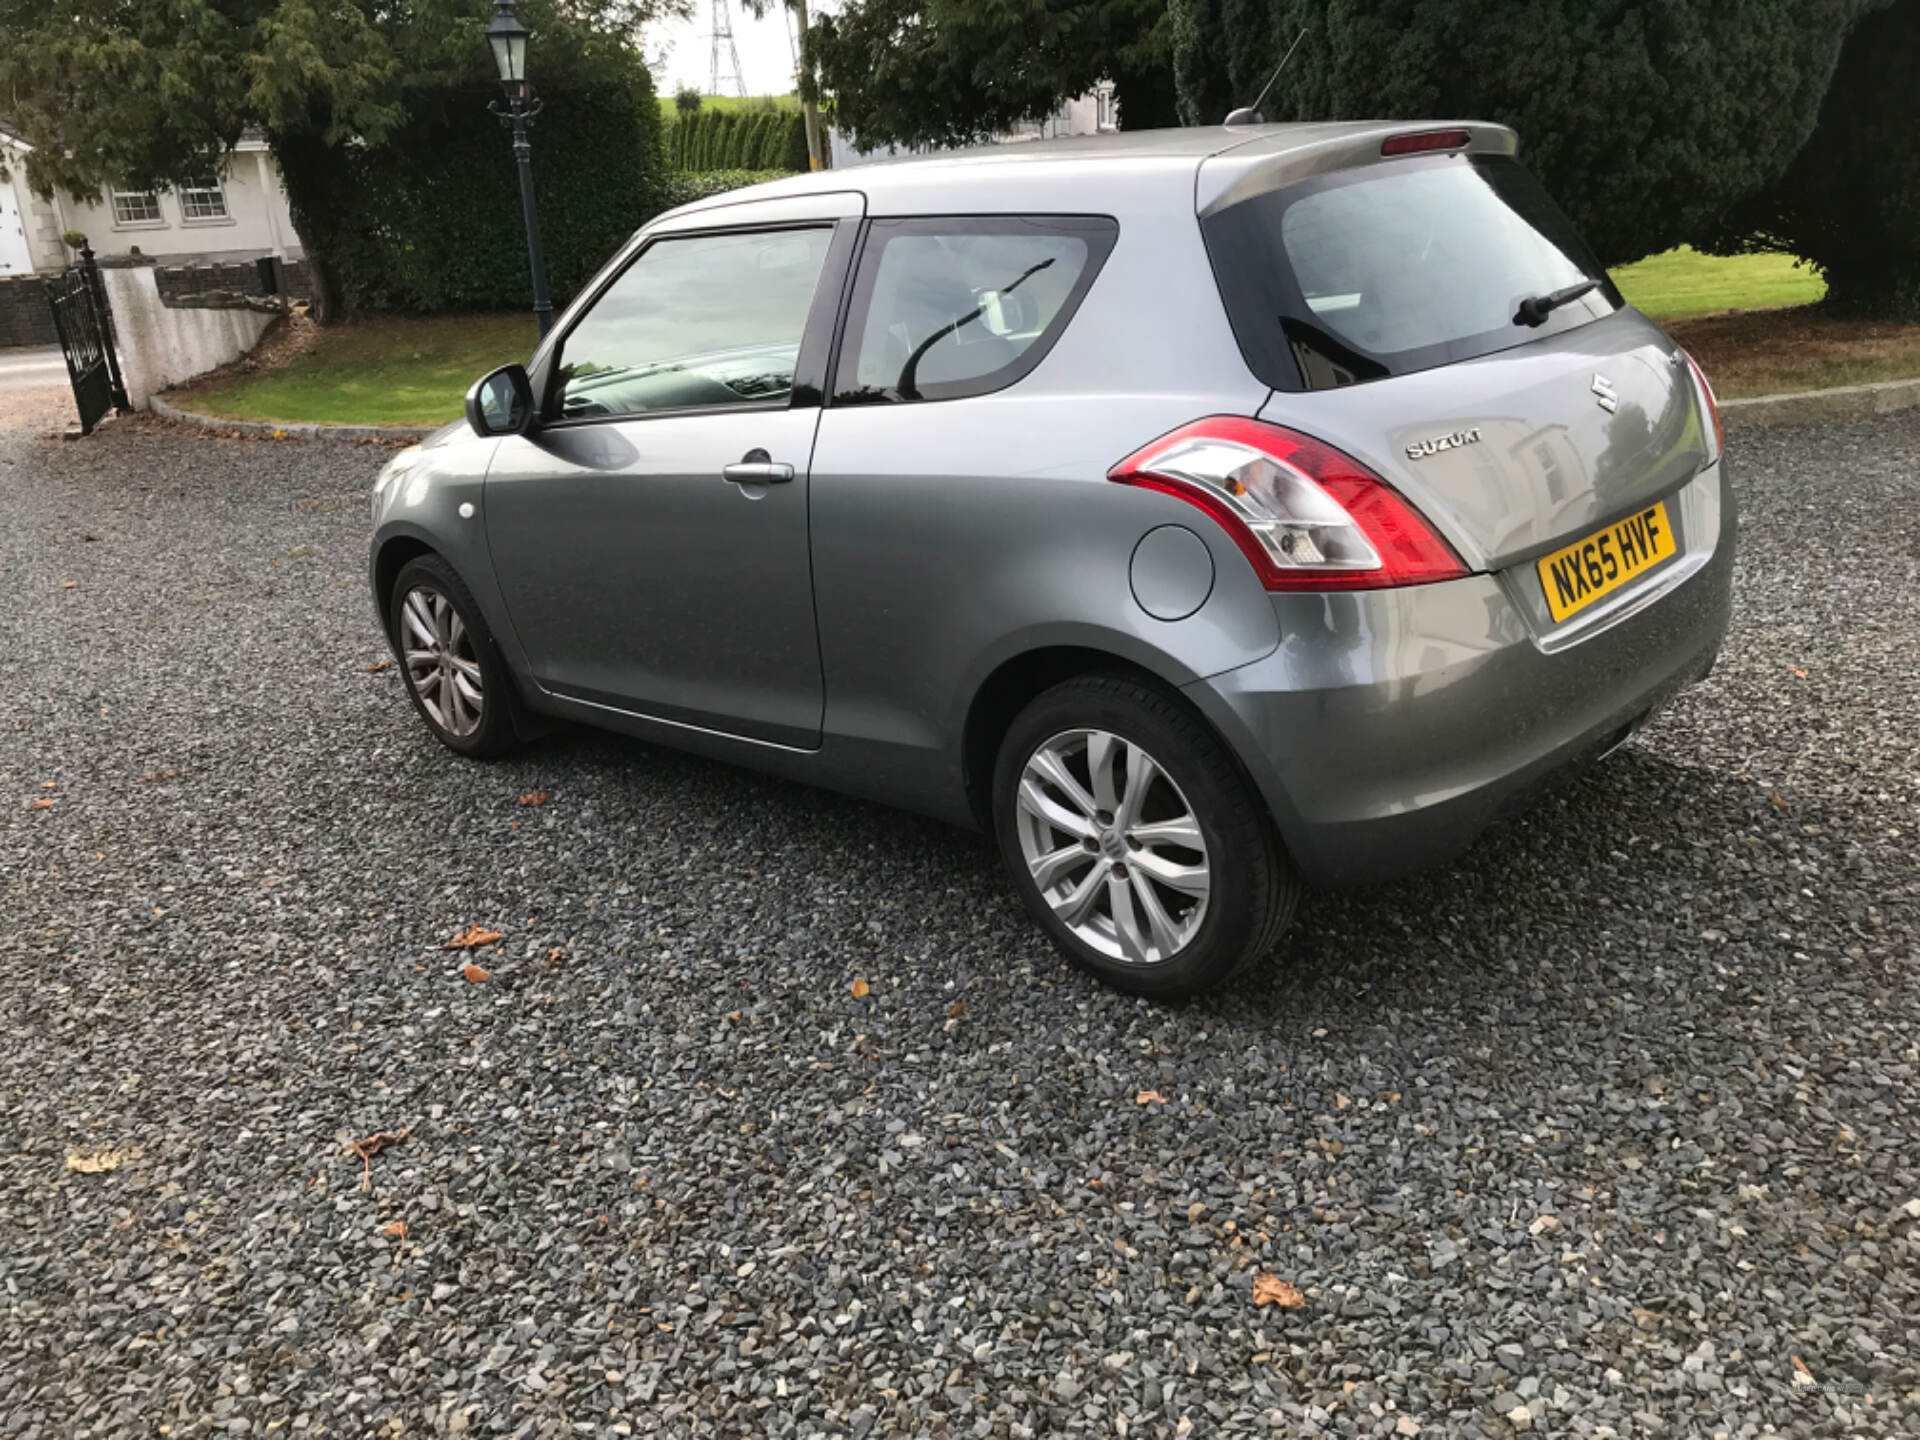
[1201,153,1622,391]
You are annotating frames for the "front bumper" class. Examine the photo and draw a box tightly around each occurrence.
[1185,461,1735,886]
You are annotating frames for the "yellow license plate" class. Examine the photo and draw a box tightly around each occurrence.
[1536,500,1677,624]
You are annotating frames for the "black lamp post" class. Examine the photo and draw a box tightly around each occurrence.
[487,0,553,336]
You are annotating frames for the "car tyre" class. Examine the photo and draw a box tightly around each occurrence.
[992,672,1299,1000]
[389,554,519,759]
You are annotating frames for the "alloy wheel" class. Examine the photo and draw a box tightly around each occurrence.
[400,585,484,738]
[1013,728,1211,965]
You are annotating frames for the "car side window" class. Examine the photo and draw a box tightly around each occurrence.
[833,216,1118,405]
[553,226,835,420]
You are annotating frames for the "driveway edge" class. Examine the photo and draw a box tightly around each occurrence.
[150,394,435,444]
[1721,375,1920,429]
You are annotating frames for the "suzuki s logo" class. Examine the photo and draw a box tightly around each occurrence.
[1592,373,1619,413]
[1406,426,1482,461]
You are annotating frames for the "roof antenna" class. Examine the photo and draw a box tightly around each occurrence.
[1224,27,1308,126]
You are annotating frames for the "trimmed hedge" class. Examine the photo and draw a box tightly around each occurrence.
[665,108,808,173]
[659,170,795,208]
[281,64,669,314]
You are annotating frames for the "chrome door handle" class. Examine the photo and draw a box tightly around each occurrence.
[722,460,794,484]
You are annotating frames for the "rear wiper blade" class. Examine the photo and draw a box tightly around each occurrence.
[1514,278,1600,327]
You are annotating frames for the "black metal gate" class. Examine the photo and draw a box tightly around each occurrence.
[47,244,130,435]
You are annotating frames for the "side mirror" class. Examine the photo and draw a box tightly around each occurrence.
[465,364,537,438]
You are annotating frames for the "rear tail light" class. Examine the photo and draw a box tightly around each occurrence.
[1681,349,1724,465]
[1108,416,1466,591]
[1381,128,1471,156]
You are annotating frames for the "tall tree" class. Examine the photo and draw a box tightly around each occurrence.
[1167,0,1879,267]
[0,0,681,318]
[1706,0,1920,316]
[808,0,1176,153]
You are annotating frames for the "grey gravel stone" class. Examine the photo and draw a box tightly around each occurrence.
[0,412,1916,1438]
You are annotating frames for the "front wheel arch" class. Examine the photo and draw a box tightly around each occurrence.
[372,535,437,640]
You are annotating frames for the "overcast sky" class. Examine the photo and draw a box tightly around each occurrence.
[646,0,823,98]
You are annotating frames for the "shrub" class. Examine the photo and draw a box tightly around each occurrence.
[1167,0,1877,267]
[281,60,669,314]
[1707,1,1920,317]
[658,170,793,209]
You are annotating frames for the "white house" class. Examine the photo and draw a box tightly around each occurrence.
[1,128,303,278]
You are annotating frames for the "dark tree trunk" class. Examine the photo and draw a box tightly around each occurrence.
[1114,57,1181,132]
[269,130,352,324]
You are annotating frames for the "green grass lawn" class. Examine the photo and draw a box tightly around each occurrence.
[178,314,539,426]
[1608,245,1826,320]
[172,247,1859,426]
[657,93,798,121]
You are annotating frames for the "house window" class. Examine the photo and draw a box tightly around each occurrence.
[179,177,229,222]
[111,189,163,225]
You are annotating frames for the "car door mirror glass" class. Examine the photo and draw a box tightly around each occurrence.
[466,364,535,437]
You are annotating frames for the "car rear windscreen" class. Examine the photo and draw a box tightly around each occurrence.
[1202,153,1621,391]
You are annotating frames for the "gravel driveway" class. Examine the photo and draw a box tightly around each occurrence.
[2,410,1916,1440]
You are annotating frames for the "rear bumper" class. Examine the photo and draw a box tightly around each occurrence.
[1185,460,1735,886]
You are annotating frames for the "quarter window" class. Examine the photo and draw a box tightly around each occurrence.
[179,177,229,221]
[553,226,834,420]
[833,216,1117,405]
[111,189,163,225]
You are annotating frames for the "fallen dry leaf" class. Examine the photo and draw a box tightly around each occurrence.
[849,976,870,999]
[1251,1273,1306,1308]
[61,580,77,589]
[364,660,391,673]
[137,769,180,783]
[1770,794,1792,810]
[1136,1089,1169,1106]
[346,1128,410,1192]
[40,781,55,789]
[517,790,550,807]
[462,962,491,984]
[547,947,567,966]
[1791,1355,1815,1387]
[28,798,55,811]
[1789,666,1809,679]
[444,925,504,949]
[66,1147,136,1174]
[383,1219,408,1238]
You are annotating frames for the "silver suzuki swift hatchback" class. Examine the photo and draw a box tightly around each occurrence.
[370,122,1733,999]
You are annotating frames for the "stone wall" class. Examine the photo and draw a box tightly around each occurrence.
[0,275,59,348]
[154,257,312,305]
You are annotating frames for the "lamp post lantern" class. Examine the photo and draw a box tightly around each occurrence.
[487,0,553,336]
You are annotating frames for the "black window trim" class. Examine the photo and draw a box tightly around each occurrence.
[532,216,861,430]
[826,213,1120,409]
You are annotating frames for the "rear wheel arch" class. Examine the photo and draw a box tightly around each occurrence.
[987,668,1302,997]
[962,647,1267,835]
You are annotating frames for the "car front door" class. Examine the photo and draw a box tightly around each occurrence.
[485,194,861,749]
